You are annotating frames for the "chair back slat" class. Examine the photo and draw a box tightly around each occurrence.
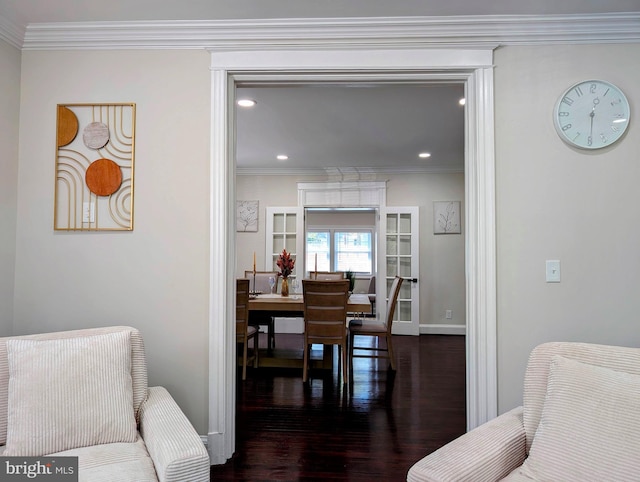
[310,271,345,281]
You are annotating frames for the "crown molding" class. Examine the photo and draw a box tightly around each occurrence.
[0,13,25,49]
[15,13,640,51]
[236,166,464,176]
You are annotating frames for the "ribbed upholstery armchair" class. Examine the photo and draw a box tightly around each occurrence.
[407,342,640,482]
[0,326,210,482]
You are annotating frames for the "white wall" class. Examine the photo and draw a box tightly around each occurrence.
[236,172,466,329]
[0,39,20,337]
[14,49,212,433]
[495,43,640,413]
[10,39,640,436]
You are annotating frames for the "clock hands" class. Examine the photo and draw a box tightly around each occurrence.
[588,97,599,147]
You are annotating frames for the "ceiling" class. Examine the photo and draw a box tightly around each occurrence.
[1,0,638,24]
[235,83,465,174]
[1,1,637,174]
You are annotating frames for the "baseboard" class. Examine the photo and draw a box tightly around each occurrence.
[420,323,466,335]
[200,435,208,447]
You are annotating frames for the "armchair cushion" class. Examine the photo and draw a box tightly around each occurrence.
[4,331,137,456]
[517,355,640,482]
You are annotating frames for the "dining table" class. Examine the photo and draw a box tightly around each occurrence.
[248,293,371,369]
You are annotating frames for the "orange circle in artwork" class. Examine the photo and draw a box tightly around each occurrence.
[85,158,122,196]
[57,106,79,147]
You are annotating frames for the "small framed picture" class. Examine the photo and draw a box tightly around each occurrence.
[433,201,461,234]
[237,200,259,232]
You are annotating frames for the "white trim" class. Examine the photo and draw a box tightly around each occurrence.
[464,66,498,431]
[209,46,497,464]
[297,181,387,208]
[0,13,24,49]
[420,324,466,336]
[207,68,236,465]
[13,13,640,50]
[237,165,464,176]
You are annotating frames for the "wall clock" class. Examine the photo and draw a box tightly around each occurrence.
[553,79,630,149]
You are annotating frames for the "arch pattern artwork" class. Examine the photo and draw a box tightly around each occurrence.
[54,103,136,231]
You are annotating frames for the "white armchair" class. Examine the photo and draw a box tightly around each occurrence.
[0,326,210,482]
[407,342,640,482]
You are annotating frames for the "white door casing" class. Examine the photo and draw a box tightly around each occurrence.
[208,48,496,464]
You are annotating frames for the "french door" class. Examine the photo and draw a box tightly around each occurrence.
[264,207,304,275]
[379,207,420,336]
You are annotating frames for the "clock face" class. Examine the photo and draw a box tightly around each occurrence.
[553,80,630,149]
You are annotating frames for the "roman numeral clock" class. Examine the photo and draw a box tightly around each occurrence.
[554,79,630,149]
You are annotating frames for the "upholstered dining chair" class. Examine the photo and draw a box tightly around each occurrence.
[349,275,403,372]
[244,270,279,352]
[302,279,351,385]
[236,278,258,380]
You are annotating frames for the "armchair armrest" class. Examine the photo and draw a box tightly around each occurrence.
[139,386,210,482]
[407,407,526,482]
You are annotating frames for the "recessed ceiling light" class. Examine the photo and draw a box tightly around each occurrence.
[237,99,256,107]
[418,152,431,159]
[459,98,466,106]
[276,154,288,161]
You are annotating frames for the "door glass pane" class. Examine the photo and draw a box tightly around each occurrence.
[398,300,412,321]
[399,214,411,233]
[285,236,296,253]
[399,235,411,255]
[387,214,398,234]
[386,258,398,277]
[273,213,284,232]
[386,235,398,255]
[399,282,411,300]
[285,214,296,232]
[273,234,284,250]
[399,257,411,277]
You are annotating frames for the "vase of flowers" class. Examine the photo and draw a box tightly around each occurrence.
[276,248,295,297]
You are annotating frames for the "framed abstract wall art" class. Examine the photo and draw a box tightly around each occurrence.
[433,201,461,234]
[236,200,259,232]
[54,103,136,231]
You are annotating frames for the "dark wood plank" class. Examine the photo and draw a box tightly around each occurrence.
[212,334,466,481]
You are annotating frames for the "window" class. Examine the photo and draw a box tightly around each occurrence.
[306,230,373,274]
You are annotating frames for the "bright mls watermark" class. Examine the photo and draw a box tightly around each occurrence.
[0,457,78,481]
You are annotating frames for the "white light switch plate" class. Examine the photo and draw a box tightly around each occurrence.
[546,260,561,283]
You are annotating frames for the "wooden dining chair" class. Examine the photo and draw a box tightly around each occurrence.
[244,270,279,352]
[310,271,345,281]
[367,275,376,317]
[236,278,258,380]
[302,279,350,385]
[349,276,403,372]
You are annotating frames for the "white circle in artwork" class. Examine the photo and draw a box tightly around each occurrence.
[83,122,110,149]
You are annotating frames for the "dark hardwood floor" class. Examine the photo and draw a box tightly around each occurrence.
[212,334,466,481]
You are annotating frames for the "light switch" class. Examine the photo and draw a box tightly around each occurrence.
[546,260,561,283]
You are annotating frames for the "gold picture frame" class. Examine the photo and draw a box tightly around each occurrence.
[54,103,136,231]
